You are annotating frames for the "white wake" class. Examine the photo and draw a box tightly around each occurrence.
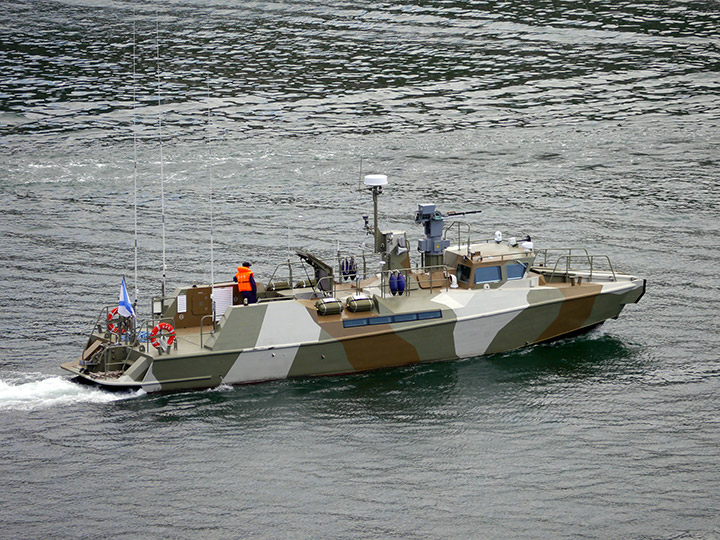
[0,374,144,411]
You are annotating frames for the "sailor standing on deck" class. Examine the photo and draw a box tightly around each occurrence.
[234,262,257,304]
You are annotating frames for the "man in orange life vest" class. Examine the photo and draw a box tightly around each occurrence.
[233,262,257,304]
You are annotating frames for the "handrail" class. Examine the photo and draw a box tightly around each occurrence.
[134,316,177,357]
[380,264,449,297]
[315,275,337,297]
[313,263,450,299]
[90,304,120,337]
[103,343,134,371]
[336,249,368,282]
[462,251,531,263]
[266,260,294,290]
[534,248,591,268]
[266,259,317,291]
[200,314,215,349]
[589,255,617,282]
[414,264,450,294]
[136,316,176,340]
[444,221,471,255]
[540,254,617,283]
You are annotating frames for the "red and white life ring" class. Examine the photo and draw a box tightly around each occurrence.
[107,307,125,334]
[150,322,176,349]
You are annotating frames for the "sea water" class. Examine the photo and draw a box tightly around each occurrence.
[1,1,719,538]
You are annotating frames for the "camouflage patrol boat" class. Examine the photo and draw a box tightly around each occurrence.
[61,174,645,392]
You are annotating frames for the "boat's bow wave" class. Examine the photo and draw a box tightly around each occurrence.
[0,375,144,411]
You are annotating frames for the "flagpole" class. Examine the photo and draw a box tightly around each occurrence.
[118,276,136,337]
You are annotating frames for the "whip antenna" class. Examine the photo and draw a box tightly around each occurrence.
[132,10,139,311]
[156,12,167,298]
[206,81,215,322]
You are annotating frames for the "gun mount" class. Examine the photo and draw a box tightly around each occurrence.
[415,205,482,267]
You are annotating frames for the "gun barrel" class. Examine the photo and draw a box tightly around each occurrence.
[445,210,483,217]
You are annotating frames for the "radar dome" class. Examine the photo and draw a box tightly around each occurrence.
[364,174,388,187]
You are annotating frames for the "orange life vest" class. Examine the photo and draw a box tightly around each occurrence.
[235,266,253,292]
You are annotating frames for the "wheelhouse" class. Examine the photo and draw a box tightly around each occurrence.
[446,242,535,290]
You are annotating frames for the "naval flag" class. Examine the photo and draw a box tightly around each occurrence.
[118,276,136,318]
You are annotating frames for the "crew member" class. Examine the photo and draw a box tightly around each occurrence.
[234,262,257,304]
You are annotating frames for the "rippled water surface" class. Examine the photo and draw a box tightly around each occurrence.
[1,1,719,538]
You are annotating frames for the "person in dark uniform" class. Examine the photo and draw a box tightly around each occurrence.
[234,262,257,304]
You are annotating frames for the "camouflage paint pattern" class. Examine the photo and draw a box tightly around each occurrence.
[61,248,646,393]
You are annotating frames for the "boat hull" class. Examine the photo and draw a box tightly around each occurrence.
[62,278,645,393]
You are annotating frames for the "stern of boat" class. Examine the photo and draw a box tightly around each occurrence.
[61,331,153,390]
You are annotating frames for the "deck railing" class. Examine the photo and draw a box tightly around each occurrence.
[534,248,617,282]
[444,221,472,255]
[313,263,450,299]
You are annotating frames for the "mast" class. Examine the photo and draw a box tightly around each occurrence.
[372,185,381,252]
[156,13,167,298]
[363,174,387,254]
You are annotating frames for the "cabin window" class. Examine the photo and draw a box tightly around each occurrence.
[474,266,502,284]
[457,264,471,283]
[506,262,528,280]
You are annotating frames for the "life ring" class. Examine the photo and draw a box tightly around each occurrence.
[107,307,125,334]
[150,322,175,349]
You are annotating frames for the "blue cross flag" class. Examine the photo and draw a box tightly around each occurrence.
[118,276,136,318]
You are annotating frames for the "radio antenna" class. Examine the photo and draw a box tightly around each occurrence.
[132,9,139,311]
[206,81,216,322]
[156,12,167,298]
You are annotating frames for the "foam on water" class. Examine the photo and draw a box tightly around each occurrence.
[0,374,144,411]
[205,383,235,393]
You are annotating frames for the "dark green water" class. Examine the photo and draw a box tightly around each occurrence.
[1,1,719,538]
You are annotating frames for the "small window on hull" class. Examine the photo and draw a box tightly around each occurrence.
[475,266,502,284]
[342,310,443,328]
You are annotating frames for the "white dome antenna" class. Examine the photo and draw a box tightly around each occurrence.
[364,174,388,187]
